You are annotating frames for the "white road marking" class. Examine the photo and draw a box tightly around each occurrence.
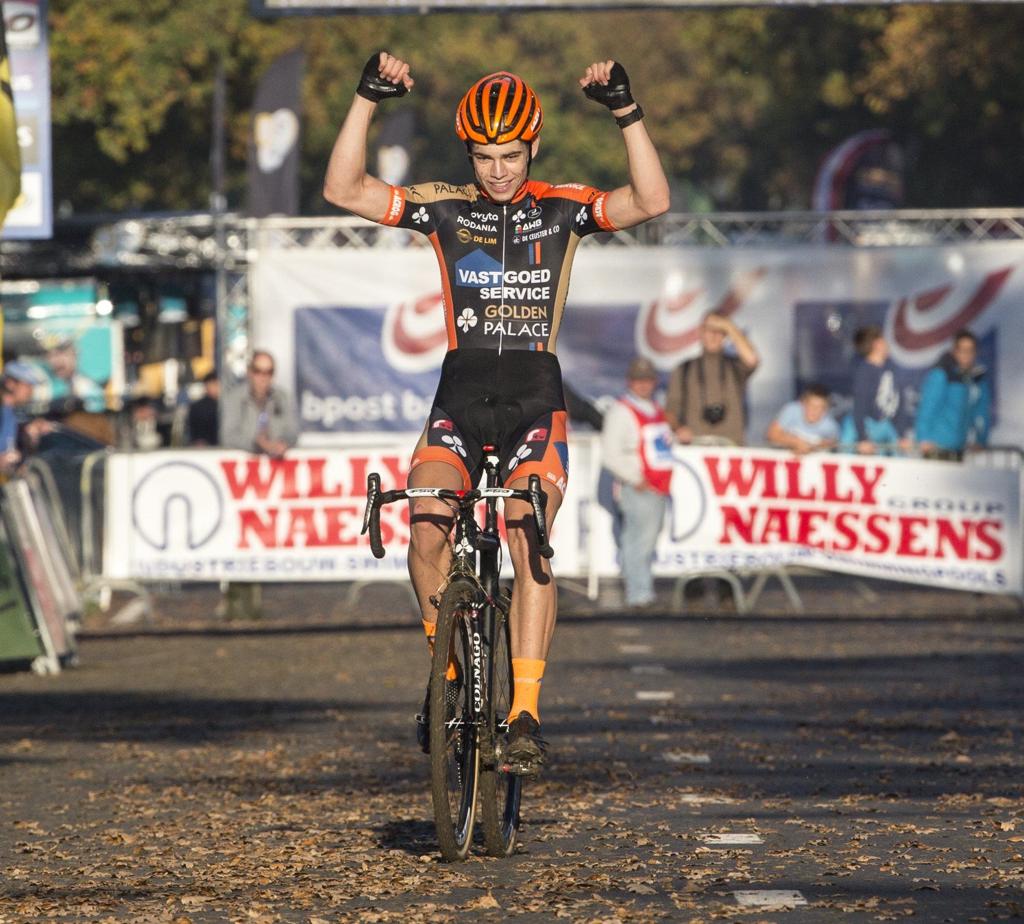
[678,793,736,805]
[635,690,674,701]
[618,644,654,655]
[704,832,764,845]
[663,750,711,764]
[733,890,807,909]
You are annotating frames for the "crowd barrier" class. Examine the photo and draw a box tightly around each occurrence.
[3,439,1017,670]
[0,465,81,674]
[98,438,1024,602]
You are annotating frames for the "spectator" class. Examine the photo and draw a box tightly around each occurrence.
[2,361,48,473]
[665,312,759,446]
[188,371,220,446]
[3,359,44,413]
[841,325,911,454]
[1,378,22,476]
[128,398,166,451]
[219,351,298,457]
[766,383,839,454]
[600,357,673,609]
[915,329,990,461]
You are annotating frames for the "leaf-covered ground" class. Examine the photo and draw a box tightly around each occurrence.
[1,579,1022,922]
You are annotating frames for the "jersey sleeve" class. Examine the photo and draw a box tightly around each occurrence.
[545,183,618,237]
[377,184,438,234]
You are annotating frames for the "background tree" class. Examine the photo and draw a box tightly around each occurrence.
[47,2,1024,216]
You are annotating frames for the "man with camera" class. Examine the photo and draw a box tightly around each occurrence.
[665,313,759,446]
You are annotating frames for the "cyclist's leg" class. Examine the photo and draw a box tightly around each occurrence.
[407,429,473,623]
[500,410,568,723]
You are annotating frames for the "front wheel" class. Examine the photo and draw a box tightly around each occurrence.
[478,591,522,856]
[429,578,480,861]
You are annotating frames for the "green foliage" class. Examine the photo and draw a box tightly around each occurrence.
[47,2,1024,215]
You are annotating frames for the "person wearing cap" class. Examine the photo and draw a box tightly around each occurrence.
[600,357,674,609]
[1,361,46,474]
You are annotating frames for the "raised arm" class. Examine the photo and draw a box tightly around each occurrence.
[707,313,759,370]
[579,61,670,231]
[323,52,414,222]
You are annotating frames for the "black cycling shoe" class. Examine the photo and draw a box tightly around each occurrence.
[415,674,463,754]
[503,711,548,776]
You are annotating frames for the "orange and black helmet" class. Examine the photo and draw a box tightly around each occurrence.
[455,72,543,146]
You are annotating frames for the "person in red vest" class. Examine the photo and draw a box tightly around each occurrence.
[600,356,674,608]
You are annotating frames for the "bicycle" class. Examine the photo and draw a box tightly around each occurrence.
[360,448,554,862]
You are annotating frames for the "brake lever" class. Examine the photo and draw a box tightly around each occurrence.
[527,474,555,559]
[362,473,386,559]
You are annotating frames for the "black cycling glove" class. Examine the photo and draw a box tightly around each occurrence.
[356,53,409,103]
[582,62,634,110]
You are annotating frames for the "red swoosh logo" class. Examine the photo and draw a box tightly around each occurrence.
[643,269,766,354]
[389,292,448,356]
[892,266,1012,350]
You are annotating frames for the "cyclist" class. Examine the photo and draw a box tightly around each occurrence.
[324,52,669,772]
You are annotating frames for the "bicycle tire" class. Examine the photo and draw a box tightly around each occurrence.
[429,577,480,861]
[478,590,523,857]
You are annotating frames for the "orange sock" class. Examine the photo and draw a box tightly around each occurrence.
[508,658,546,723]
[422,618,436,655]
[423,618,458,681]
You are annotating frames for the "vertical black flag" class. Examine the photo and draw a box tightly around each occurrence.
[248,48,305,217]
[374,108,415,187]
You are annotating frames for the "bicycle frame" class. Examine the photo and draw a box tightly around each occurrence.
[360,457,553,735]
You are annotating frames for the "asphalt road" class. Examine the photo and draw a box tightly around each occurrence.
[0,580,1022,923]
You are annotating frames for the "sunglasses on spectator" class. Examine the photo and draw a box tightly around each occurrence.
[250,365,274,376]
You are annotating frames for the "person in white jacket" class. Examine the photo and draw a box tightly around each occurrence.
[600,357,674,608]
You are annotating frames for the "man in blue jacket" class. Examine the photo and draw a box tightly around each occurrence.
[915,329,991,461]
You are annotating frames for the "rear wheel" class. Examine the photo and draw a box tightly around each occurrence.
[429,578,480,861]
[478,592,523,856]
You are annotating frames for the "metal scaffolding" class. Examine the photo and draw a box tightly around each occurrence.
[84,208,1024,270]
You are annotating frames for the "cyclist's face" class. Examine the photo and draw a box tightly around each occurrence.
[470,140,536,202]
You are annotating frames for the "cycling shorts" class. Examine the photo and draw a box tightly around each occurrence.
[410,348,569,495]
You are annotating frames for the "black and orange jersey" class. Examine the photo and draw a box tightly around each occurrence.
[379,178,617,353]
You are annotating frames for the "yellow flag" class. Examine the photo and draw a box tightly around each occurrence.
[0,16,22,227]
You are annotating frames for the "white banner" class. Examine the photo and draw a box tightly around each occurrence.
[102,441,1021,596]
[588,446,1022,595]
[103,443,585,582]
[252,241,1024,446]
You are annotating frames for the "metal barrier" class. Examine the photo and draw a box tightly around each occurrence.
[78,449,152,623]
[0,477,78,673]
[23,457,81,581]
[967,445,1024,470]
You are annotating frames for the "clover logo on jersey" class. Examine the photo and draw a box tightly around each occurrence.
[456,308,477,332]
[441,434,468,458]
[512,209,527,222]
[507,444,532,471]
[411,206,429,224]
[575,206,587,225]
